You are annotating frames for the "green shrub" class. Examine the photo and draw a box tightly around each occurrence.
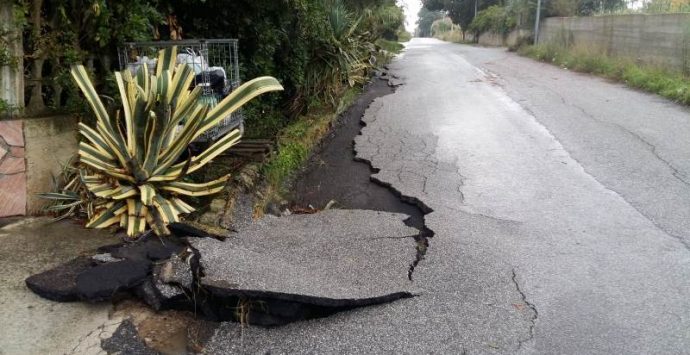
[376,38,404,53]
[397,30,412,42]
[469,6,516,36]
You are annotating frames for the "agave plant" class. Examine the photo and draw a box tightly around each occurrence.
[38,156,96,221]
[71,46,282,236]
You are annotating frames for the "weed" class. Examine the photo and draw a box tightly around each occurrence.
[436,29,466,43]
[376,39,404,54]
[397,30,412,42]
[0,98,20,119]
[258,85,362,209]
[431,17,466,43]
[519,43,690,105]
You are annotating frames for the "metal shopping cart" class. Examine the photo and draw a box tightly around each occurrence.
[118,39,243,141]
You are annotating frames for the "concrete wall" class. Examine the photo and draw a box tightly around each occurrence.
[539,13,690,71]
[478,32,506,46]
[0,116,78,217]
[478,29,532,47]
[24,116,79,214]
[506,29,532,47]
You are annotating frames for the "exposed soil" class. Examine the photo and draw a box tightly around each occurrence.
[102,300,218,354]
[289,77,426,230]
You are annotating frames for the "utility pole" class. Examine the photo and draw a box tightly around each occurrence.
[533,0,542,45]
[474,0,478,18]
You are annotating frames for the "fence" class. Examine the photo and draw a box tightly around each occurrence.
[118,39,244,141]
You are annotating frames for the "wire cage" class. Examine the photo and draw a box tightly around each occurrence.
[117,39,243,141]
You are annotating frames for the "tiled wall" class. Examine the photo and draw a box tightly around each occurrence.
[0,120,26,216]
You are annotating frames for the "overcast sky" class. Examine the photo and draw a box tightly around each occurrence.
[399,0,422,33]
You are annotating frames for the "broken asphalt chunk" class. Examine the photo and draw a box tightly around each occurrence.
[191,209,421,321]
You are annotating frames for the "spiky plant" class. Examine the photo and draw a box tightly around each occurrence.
[70,46,282,236]
[301,0,368,108]
[38,156,96,221]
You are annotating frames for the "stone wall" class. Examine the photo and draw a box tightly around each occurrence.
[538,13,690,71]
[0,116,78,217]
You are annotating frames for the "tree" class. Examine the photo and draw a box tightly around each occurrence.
[20,0,162,115]
[416,6,444,37]
[422,0,500,39]
[576,0,626,14]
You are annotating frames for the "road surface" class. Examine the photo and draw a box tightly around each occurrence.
[205,38,690,354]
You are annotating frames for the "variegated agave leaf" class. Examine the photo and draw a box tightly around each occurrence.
[70,46,283,237]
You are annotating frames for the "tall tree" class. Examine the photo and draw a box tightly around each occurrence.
[416,6,444,37]
[422,0,499,36]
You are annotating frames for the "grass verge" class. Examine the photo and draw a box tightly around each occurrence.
[518,43,690,105]
[253,39,409,214]
[435,30,464,43]
[376,39,405,54]
[255,85,363,213]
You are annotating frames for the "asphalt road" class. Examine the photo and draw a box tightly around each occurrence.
[206,38,690,354]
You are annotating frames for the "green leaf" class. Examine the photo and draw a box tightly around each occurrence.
[37,192,80,200]
[86,201,126,229]
[152,195,179,224]
[70,65,110,132]
[44,200,83,211]
[165,128,242,176]
[195,76,284,140]
[160,175,230,196]
[169,64,195,108]
[140,184,156,205]
[156,46,178,76]
[126,199,147,236]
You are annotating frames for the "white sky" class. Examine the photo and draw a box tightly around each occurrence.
[398,0,422,33]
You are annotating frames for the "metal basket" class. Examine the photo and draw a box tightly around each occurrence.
[117,39,243,141]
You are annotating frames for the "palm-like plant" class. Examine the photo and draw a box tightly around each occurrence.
[71,46,282,236]
[303,0,368,106]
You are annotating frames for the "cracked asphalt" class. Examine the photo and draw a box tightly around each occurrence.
[205,38,690,354]
[0,218,120,355]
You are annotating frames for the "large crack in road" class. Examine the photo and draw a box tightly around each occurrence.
[201,41,540,353]
[290,75,436,280]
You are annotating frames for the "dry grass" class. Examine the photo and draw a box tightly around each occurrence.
[519,42,690,105]
[436,29,465,43]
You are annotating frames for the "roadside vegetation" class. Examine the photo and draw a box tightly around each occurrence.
[518,43,690,105]
[256,1,408,206]
[415,0,686,42]
[468,5,516,37]
[0,0,410,230]
[432,18,466,43]
[42,47,282,236]
[259,86,362,211]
